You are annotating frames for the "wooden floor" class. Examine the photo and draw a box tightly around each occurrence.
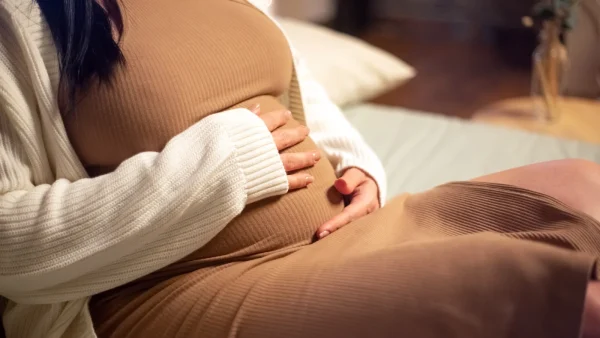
[360,20,534,119]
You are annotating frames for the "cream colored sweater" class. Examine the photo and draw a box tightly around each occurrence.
[0,0,387,337]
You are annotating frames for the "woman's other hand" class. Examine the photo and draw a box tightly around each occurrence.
[251,105,319,190]
[316,168,380,239]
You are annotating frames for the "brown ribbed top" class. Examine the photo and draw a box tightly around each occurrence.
[65,0,344,262]
[66,0,294,171]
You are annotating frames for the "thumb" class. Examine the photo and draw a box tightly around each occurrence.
[334,168,366,195]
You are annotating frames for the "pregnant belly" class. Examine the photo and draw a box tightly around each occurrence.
[93,96,344,295]
[201,132,344,258]
[169,96,345,267]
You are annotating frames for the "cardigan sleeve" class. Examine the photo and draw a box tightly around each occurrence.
[292,52,388,204]
[0,20,288,301]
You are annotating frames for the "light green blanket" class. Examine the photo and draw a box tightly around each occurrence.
[343,104,600,199]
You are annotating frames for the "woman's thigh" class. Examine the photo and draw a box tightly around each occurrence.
[472,159,600,336]
[96,234,590,338]
[472,159,600,222]
[216,235,591,338]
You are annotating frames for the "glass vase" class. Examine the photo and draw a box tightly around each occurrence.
[531,20,568,122]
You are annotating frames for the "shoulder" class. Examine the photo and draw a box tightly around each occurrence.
[0,0,43,76]
[0,0,43,25]
[0,1,32,83]
[0,0,50,124]
[0,0,57,89]
[0,0,47,56]
[0,1,54,184]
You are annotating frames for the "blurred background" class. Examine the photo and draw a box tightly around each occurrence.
[267,0,600,198]
[272,0,600,119]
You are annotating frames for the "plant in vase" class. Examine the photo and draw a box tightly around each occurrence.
[523,0,579,121]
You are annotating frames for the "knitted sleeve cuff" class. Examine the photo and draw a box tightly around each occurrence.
[209,108,289,204]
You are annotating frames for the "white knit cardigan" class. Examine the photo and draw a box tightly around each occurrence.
[0,0,387,336]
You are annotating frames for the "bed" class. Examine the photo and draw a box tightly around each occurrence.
[342,104,600,199]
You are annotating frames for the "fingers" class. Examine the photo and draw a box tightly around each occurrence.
[272,125,310,151]
[285,152,320,189]
[260,109,292,132]
[334,168,366,195]
[361,179,381,210]
[288,172,314,190]
[281,152,320,172]
[252,106,316,193]
[317,179,380,239]
[316,197,371,239]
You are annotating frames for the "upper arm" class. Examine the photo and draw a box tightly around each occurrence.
[0,14,51,193]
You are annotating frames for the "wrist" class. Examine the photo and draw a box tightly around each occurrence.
[208,108,288,204]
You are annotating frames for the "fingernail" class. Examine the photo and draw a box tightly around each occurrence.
[312,152,321,162]
[306,175,314,185]
[249,104,260,113]
[285,110,292,117]
[319,230,330,239]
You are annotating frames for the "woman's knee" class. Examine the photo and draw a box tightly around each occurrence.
[544,158,600,179]
[474,159,600,221]
[536,159,600,191]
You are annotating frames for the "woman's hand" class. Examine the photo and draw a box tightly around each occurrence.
[251,105,320,190]
[316,168,380,239]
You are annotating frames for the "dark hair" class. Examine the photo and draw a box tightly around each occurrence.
[36,0,125,114]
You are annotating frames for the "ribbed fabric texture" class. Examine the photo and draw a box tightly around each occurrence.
[66,0,294,172]
[65,0,346,275]
[106,96,347,287]
[90,182,600,338]
[0,0,387,336]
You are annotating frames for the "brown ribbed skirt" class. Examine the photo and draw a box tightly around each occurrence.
[90,182,600,338]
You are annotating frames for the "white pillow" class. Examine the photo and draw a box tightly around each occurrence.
[277,18,416,107]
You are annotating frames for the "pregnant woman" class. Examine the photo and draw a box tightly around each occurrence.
[1,0,600,337]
